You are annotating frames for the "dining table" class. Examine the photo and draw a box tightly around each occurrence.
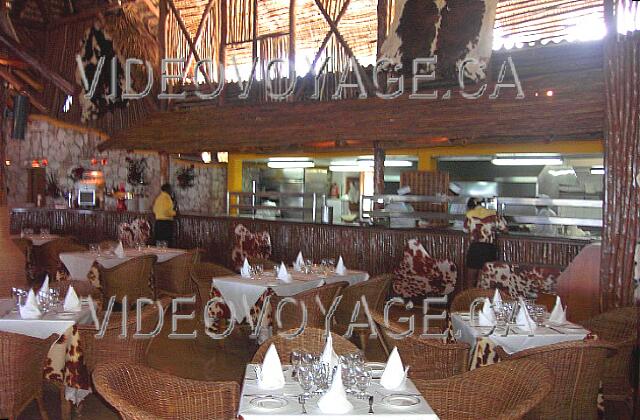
[208,269,369,337]
[450,312,590,369]
[238,364,439,419]
[12,233,62,246]
[0,298,94,404]
[59,246,186,281]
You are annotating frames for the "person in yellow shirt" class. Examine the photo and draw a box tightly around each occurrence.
[153,183,177,246]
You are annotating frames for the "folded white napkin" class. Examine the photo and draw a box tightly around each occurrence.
[276,262,291,282]
[40,275,50,295]
[317,364,354,414]
[320,332,340,369]
[255,344,285,390]
[293,251,304,272]
[548,296,567,325]
[19,289,42,319]
[335,256,347,276]
[478,298,496,327]
[240,258,252,278]
[516,298,537,333]
[114,241,125,258]
[63,286,82,312]
[380,347,408,390]
[492,288,502,308]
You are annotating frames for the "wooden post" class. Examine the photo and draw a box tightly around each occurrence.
[289,0,296,87]
[0,86,7,206]
[377,0,387,57]
[159,152,170,185]
[219,0,227,106]
[157,0,167,111]
[373,142,385,195]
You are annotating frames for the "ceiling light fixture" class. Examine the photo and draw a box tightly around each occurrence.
[216,152,229,163]
[268,157,311,162]
[491,158,563,166]
[590,166,605,175]
[329,165,367,172]
[201,152,212,164]
[267,161,315,169]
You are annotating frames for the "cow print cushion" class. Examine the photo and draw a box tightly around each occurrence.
[478,262,561,299]
[118,219,151,248]
[393,239,457,299]
[231,224,273,271]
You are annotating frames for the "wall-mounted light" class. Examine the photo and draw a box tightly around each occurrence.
[62,95,73,113]
[546,90,554,97]
[4,160,10,166]
[217,152,229,163]
[201,152,212,164]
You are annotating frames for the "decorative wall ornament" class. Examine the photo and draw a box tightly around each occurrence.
[125,157,148,185]
[379,0,498,82]
[176,165,196,189]
[75,23,129,122]
[45,172,63,198]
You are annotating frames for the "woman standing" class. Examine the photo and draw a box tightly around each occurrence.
[463,198,508,289]
[152,184,176,247]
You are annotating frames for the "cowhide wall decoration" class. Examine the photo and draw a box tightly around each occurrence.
[379,0,498,82]
[75,23,128,122]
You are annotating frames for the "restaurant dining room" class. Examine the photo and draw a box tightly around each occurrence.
[0,0,638,418]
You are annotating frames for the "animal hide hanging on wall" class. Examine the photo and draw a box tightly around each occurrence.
[75,23,129,122]
[379,0,498,83]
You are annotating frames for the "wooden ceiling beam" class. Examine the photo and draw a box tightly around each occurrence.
[0,57,28,69]
[14,69,43,92]
[0,30,75,95]
[141,0,159,17]
[181,0,216,82]
[0,67,47,112]
[165,0,205,77]
[309,0,352,73]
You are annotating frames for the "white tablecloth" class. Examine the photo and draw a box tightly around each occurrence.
[213,270,369,323]
[451,313,589,354]
[59,247,186,280]
[12,234,62,246]
[0,299,94,339]
[239,364,439,419]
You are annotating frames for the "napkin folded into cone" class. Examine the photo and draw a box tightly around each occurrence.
[19,289,42,319]
[478,297,496,327]
[335,256,347,276]
[63,286,82,312]
[492,288,502,307]
[516,298,537,333]
[240,258,252,278]
[40,275,49,296]
[255,344,285,390]
[317,364,354,414]
[548,296,567,325]
[276,263,292,283]
[114,241,126,258]
[293,251,305,272]
[320,332,340,369]
[380,347,408,390]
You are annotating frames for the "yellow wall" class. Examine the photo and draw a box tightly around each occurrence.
[226,140,604,192]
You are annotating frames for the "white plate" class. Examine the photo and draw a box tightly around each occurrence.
[250,396,288,410]
[382,394,420,407]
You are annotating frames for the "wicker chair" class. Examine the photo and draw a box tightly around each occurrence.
[12,238,34,281]
[53,279,103,305]
[271,281,348,334]
[581,307,638,404]
[78,298,169,373]
[0,331,58,420]
[93,362,239,420]
[496,340,616,420]
[450,288,508,313]
[98,254,157,308]
[413,359,554,420]
[32,237,86,279]
[154,250,200,298]
[334,274,393,332]
[372,311,470,381]
[251,327,359,364]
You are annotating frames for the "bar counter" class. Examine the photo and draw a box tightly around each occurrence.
[10,208,595,276]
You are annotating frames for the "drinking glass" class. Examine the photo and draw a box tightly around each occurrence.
[89,244,98,255]
[301,352,314,367]
[40,228,50,237]
[254,264,264,279]
[341,366,358,394]
[291,351,302,379]
[156,240,168,251]
[355,369,372,399]
[298,368,314,399]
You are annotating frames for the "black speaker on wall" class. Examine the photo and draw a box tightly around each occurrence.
[12,94,29,140]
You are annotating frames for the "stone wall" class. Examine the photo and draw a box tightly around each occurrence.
[170,161,227,215]
[4,118,226,214]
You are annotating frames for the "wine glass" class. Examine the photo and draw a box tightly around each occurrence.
[291,351,302,379]
[298,367,314,399]
[355,368,372,399]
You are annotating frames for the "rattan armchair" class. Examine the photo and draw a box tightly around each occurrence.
[581,306,638,404]
[98,254,157,308]
[372,311,470,381]
[33,237,86,279]
[0,331,58,420]
[251,327,359,364]
[333,274,393,334]
[271,281,348,334]
[77,298,168,373]
[413,359,554,420]
[496,340,616,420]
[450,287,507,313]
[93,362,239,420]
[154,249,200,298]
